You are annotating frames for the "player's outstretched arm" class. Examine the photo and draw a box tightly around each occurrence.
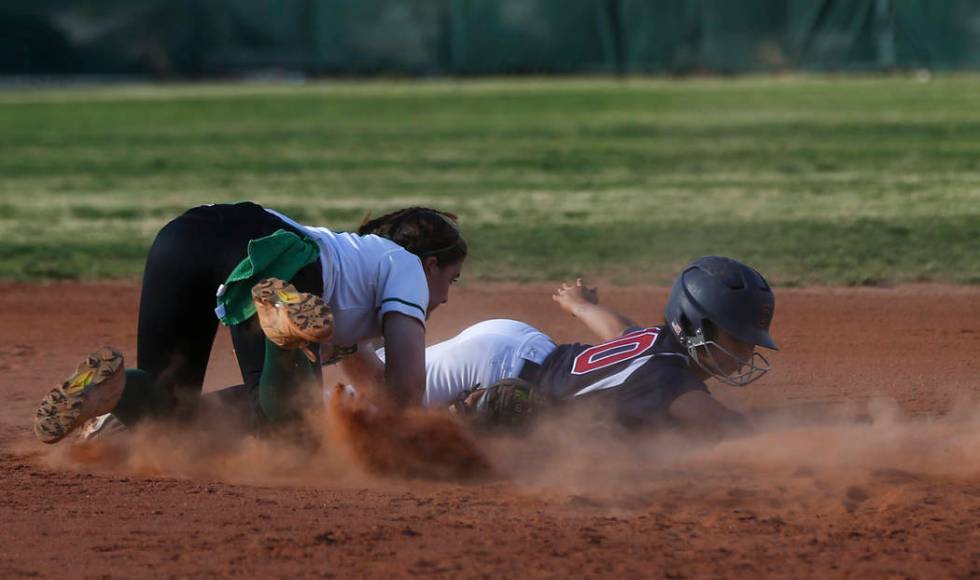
[338,313,426,407]
[378,312,427,406]
[553,278,639,342]
[667,390,752,439]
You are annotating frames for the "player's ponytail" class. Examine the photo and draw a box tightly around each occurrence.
[358,207,467,266]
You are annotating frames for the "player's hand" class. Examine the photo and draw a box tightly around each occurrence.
[552,278,599,315]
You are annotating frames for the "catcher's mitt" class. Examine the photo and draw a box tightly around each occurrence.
[449,378,550,431]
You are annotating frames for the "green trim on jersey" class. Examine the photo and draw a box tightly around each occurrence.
[380,297,426,317]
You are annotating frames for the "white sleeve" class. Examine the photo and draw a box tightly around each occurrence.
[377,250,428,327]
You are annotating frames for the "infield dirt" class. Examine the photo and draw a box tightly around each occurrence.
[2,282,979,578]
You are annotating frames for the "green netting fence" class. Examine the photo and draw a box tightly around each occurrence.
[3,0,979,76]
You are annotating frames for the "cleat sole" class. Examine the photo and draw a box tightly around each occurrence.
[33,347,126,444]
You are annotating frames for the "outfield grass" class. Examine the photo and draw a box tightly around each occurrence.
[1,76,978,284]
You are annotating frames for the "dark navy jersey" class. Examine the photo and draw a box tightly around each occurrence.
[534,326,709,428]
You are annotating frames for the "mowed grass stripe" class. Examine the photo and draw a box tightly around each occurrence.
[0,77,978,284]
[3,217,976,285]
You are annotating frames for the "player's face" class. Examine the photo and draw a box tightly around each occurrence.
[708,327,756,375]
[423,258,463,317]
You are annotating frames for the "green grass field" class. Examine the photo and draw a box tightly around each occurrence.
[1,76,978,284]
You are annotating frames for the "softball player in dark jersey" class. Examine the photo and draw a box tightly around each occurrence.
[420,257,777,435]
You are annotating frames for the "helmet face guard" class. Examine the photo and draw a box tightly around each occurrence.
[682,328,771,387]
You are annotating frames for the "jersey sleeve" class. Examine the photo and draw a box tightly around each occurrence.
[376,250,429,327]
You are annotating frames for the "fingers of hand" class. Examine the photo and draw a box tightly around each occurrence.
[576,278,596,297]
[555,281,571,297]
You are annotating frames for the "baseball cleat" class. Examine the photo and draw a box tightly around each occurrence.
[34,347,126,444]
[252,278,333,361]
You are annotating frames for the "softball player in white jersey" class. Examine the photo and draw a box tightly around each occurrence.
[34,203,467,443]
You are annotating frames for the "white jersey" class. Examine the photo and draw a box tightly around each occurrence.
[266,209,429,348]
[378,319,556,407]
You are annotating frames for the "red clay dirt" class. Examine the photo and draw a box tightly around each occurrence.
[1,281,980,578]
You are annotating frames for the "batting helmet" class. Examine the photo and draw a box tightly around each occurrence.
[664,256,777,386]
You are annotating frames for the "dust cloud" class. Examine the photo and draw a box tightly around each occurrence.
[42,389,980,501]
[486,394,980,510]
[44,384,492,486]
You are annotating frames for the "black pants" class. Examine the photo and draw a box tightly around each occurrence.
[116,202,323,422]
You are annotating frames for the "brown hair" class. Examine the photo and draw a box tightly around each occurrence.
[358,207,467,266]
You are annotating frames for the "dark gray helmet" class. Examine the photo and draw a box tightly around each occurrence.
[664,256,777,386]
